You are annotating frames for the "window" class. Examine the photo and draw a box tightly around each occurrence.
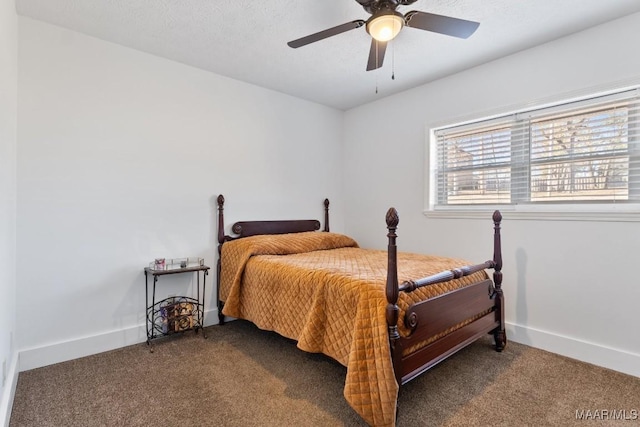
[431,89,640,215]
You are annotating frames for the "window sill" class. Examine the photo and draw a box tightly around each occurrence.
[423,205,640,222]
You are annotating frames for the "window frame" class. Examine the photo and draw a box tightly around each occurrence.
[425,85,640,222]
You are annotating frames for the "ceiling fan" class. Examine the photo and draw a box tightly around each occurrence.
[287,0,480,71]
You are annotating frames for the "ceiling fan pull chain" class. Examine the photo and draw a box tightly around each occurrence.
[391,40,395,80]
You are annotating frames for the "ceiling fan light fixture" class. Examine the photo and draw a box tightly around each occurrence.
[366,11,404,42]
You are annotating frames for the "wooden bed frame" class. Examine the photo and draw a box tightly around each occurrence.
[215,194,506,388]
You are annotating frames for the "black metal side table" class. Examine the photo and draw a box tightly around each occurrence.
[144,264,210,351]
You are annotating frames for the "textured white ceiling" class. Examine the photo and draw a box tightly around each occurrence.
[15,0,640,110]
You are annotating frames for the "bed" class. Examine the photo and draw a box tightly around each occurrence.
[215,195,505,426]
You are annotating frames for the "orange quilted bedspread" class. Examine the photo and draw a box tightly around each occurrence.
[219,232,488,426]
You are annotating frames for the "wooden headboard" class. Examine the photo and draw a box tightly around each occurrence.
[216,195,330,245]
[215,194,330,325]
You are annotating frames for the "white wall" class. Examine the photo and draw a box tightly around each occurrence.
[0,0,18,424]
[344,12,640,377]
[16,17,345,370]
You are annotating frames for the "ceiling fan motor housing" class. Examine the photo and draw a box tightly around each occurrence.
[357,0,418,15]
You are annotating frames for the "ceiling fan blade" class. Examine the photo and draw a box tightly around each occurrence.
[366,39,387,71]
[405,11,479,39]
[288,20,365,48]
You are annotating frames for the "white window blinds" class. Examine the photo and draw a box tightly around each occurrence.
[434,89,640,207]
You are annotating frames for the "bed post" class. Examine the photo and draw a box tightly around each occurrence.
[323,199,330,232]
[492,210,506,351]
[217,194,226,325]
[385,208,402,383]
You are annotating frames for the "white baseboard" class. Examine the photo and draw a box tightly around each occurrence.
[0,351,19,427]
[19,308,219,372]
[15,315,638,379]
[506,322,640,378]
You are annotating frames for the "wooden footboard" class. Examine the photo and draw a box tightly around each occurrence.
[385,208,505,386]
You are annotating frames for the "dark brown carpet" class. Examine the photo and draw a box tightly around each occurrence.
[10,320,640,426]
